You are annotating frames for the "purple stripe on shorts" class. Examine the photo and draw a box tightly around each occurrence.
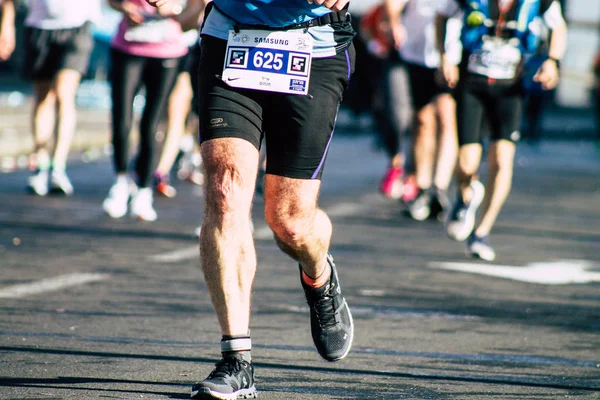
[311,49,350,179]
[311,106,339,179]
[344,49,351,79]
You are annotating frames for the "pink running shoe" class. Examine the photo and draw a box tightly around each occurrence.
[380,166,403,199]
[401,175,419,203]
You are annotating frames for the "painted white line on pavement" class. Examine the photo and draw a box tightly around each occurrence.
[0,273,110,299]
[429,259,600,285]
[149,246,199,263]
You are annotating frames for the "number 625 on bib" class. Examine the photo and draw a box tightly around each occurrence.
[222,29,314,96]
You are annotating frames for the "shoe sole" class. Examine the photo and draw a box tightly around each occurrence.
[466,247,496,262]
[409,206,430,221]
[26,186,48,196]
[191,385,258,399]
[103,204,127,219]
[49,186,73,196]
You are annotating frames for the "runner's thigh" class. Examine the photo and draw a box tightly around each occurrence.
[197,36,264,150]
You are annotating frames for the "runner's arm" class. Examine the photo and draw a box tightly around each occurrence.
[0,0,16,61]
[534,1,568,90]
[109,0,145,25]
[307,0,349,12]
[384,0,408,50]
[175,0,207,32]
[435,0,461,88]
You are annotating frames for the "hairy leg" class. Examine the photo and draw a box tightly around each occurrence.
[264,175,330,279]
[200,138,259,336]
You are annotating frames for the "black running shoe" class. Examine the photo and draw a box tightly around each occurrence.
[300,254,354,362]
[191,353,257,399]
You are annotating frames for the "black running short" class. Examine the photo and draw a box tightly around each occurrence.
[455,78,523,146]
[406,62,452,110]
[197,35,355,179]
[23,23,94,81]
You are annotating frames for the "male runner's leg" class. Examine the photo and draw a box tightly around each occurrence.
[467,92,522,261]
[446,87,486,241]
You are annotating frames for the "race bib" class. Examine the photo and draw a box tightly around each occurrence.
[467,39,522,80]
[221,29,313,95]
[125,19,173,43]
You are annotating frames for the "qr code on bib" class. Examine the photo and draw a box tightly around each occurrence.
[227,48,248,68]
[288,54,309,76]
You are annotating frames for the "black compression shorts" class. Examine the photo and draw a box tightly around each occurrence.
[455,81,523,146]
[197,35,355,180]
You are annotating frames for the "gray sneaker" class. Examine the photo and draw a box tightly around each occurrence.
[191,353,257,399]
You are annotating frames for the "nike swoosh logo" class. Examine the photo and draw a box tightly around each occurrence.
[226,77,241,82]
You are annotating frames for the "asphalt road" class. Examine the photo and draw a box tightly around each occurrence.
[0,135,599,400]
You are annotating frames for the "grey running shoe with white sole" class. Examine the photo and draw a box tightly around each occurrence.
[300,254,354,362]
[446,180,485,241]
[191,353,257,399]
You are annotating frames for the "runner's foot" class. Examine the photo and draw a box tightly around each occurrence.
[103,180,130,219]
[153,172,177,198]
[300,254,354,362]
[380,166,403,199]
[191,353,257,399]
[26,169,49,196]
[446,180,485,241]
[130,187,157,222]
[407,188,432,221]
[49,169,74,196]
[467,232,496,261]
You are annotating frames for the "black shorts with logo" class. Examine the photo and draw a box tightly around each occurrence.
[23,22,94,81]
[197,35,355,180]
[455,68,524,146]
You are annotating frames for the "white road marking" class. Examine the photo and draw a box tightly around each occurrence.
[148,246,199,263]
[429,259,600,285]
[0,273,110,299]
[150,194,377,263]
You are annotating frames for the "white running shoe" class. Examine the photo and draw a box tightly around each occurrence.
[27,170,49,196]
[130,187,157,222]
[50,170,74,196]
[447,180,485,242]
[103,181,130,218]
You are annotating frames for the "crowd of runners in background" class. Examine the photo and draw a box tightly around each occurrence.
[0,0,569,262]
